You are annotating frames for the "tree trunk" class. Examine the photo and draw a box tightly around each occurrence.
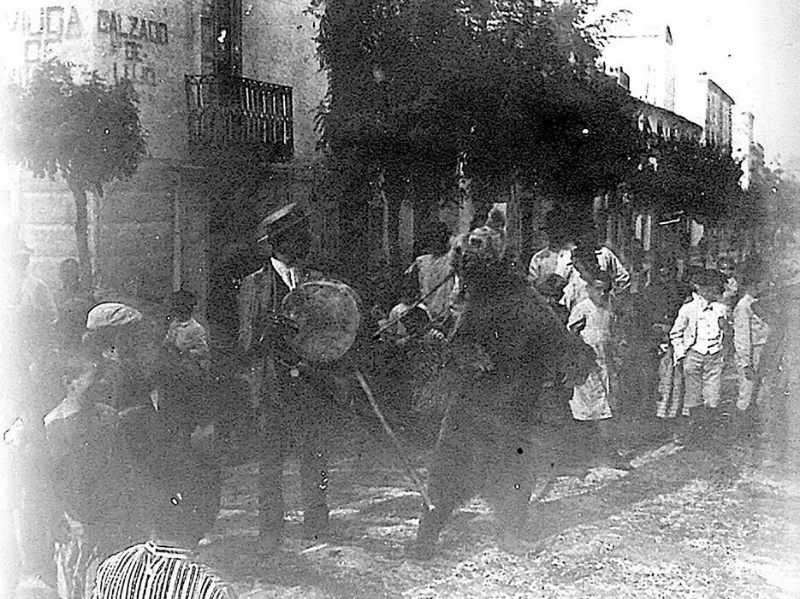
[369,168,391,271]
[67,180,94,292]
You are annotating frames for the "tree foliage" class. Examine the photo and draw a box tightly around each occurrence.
[316,0,641,196]
[628,136,747,224]
[2,60,146,288]
[747,164,800,245]
[314,0,752,273]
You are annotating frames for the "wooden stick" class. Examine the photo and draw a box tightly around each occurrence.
[354,369,435,512]
[371,270,456,340]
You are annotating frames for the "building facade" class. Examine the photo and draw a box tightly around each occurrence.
[675,74,734,151]
[732,110,765,190]
[602,23,676,112]
[2,0,328,340]
[636,100,702,144]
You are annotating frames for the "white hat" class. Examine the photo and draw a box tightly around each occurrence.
[86,303,143,331]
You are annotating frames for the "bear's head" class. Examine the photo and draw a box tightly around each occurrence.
[456,206,508,281]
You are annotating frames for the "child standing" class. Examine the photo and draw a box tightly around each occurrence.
[732,259,770,429]
[164,290,209,367]
[669,269,728,446]
[160,290,214,443]
[568,271,629,470]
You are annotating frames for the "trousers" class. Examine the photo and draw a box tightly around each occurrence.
[682,349,723,409]
[258,364,332,542]
[736,345,764,412]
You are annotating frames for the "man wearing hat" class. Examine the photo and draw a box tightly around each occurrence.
[237,204,334,555]
[81,302,154,417]
[44,303,144,597]
[46,302,222,597]
[237,203,314,355]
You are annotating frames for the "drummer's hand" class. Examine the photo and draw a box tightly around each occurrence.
[265,313,298,339]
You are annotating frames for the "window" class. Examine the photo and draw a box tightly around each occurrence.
[200,1,242,76]
[201,16,216,75]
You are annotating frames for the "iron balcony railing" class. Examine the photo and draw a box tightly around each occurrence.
[185,74,293,161]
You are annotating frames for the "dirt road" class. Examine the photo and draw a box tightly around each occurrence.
[198,416,800,599]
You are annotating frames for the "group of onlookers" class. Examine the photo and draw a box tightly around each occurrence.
[383,204,796,473]
[2,239,232,598]
[522,207,793,468]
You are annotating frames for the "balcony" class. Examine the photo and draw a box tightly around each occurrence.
[185,74,293,162]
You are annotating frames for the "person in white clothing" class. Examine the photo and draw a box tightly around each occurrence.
[732,259,770,416]
[669,269,728,446]
[564,227,630,311]
[527,207,578,288]
[405,223,455,324]
[568,271,630,470]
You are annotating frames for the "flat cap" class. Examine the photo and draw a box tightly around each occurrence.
[86,302,143,330]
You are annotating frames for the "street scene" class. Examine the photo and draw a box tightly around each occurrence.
[2,0,800,598]
[202,430,800,599]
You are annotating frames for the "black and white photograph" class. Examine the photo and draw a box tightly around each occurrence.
[1,1,799,597]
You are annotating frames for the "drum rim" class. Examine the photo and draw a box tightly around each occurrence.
[280,278,362,363]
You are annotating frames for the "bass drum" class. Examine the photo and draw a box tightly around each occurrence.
[281,279,362,363]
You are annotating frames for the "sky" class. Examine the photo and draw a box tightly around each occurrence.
[595,0,800,172]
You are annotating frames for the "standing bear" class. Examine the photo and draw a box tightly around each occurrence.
[409,207,595,559]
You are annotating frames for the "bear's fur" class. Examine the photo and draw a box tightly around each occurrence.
[409,210,595,558]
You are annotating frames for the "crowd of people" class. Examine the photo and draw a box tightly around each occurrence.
[1,241,232,597]
[522,207,794,463]
[2,200,799,596]
[382,204,800,475]
[522,207,799,469]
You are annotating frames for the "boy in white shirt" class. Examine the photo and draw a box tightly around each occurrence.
[165,289,209,365]
[669,269,728,445]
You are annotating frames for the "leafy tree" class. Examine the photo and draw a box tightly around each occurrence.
[747,165,800,246]
[314,0,641,270]
[627,136,746,223]
[2,60,146,289]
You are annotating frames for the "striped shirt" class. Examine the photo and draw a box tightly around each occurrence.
[93,541,234,599]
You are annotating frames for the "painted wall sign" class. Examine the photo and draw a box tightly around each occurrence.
[3,6,83,39]
[113,62,157,87]
[3,6,170,89]
[96,10,168,45]
[96,10,169,87]
[4,6,82,67]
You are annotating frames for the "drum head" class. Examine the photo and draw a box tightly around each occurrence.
[281,280,361,363]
